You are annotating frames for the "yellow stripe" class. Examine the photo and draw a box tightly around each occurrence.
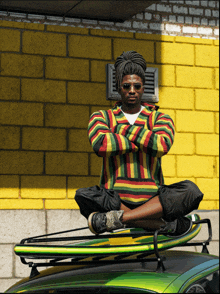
[121,196,151,202]
[142,153,148,178]
[115,182,157,189]
[116,155,121,178]
[156,135,164,157]
[129,153,135,178]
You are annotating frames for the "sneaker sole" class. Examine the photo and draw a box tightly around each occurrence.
[88,212,99,235]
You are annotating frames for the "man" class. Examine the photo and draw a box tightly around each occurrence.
[75,51,203,236]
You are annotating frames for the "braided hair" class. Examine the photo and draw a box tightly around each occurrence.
[114,50,147,91]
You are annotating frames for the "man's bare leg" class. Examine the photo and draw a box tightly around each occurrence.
[120,196,165,230]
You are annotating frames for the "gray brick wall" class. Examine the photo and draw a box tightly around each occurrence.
[0,0,219,39]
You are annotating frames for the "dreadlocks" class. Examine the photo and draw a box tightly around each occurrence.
[114,50,147,91]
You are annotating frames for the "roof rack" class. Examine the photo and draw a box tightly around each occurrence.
[16,218,212,279]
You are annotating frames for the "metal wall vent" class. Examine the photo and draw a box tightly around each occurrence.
[106,64,159,103]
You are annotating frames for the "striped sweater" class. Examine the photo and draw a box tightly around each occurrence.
[88,102,175,206]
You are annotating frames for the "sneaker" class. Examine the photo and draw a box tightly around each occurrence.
[88,210,125,235]
[160,216,192,238]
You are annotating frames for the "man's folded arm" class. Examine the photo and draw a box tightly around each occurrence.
[112,113,175,157]
[88,111,138,157]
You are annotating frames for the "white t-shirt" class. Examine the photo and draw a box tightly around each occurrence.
[120,105,145,125]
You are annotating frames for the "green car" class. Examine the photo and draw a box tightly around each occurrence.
[5,215,219,293]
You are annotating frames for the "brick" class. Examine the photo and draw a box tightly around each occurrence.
[173,5,188,14]
[22,127,66,151]
[201,1,208,6]
[90,60,109,82]
[164,177,195,185]
[47,25,88,35]
[0,245,13,277]
[196,178,219,200]
[177,155,214,177]
[0,151,43,174]
[195,89,219,111]
[214,40,219,46]
[182,26,197,34]
[196,134,219,155]
[45,105,89,128]
[69,129,93,152]
[21,176,66,198]
[45,57,89,81]
[0,28,20,52]
[91,106,113,115]
[113,39,154,63]
[0,175,19,198]
[161,155,176,177]
[0,20,44,30]
[156,43,194,65]
[22,31,66,56]
[115,21,131,28]
[176,110,214,133]
[22,79,66,103]
[133,21,148,30]
[0,126,20,149]
[90,153,103,176]
[198,200,218,210]
[46,152,88,175]
[68,176,100,198]
[45,199,78,209]
[189,7,203,16]
[69,35,111,60]
[135,33,174,42]
[176,66,213,88]
[149,23,164,31]
[185,17,193,24]
[0,199,43,209]
[0,77,20,100]
[215,113,219,134]
[197,27,212,35]
[169,133,194,155]
[1,53,43,77]
[215,68,219,90]
[165,24,181,33]
[216,156,219,177]
[195,45,219,67]
[90,29,133,38]
[152,65,175,86]
[0,101,43,126]
[68,82,111,105]
[159,87,194,109]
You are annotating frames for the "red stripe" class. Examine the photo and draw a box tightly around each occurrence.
[139,152,145,179]
[119,193,152,199]
[107,110,113,129]
[151,157,155,180]
[143,131,152,153]
[132,127,140,141]
[116,179,157,186]
[126,153,131,178]
[160,136,168,153]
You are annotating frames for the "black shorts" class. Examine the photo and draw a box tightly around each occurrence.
[75,180,203,222]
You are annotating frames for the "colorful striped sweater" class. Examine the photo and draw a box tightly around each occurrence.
[88,102,175,206]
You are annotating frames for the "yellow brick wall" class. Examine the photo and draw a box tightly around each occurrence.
[0,20,219,210]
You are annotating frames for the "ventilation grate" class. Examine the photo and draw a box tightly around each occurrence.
[106,64,159,103]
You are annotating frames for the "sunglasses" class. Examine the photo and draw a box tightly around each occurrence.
[121,83,143,91]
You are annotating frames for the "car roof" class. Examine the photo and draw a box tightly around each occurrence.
[7,250,219,293]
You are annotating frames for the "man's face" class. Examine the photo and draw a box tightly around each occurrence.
[119,74,144,113]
